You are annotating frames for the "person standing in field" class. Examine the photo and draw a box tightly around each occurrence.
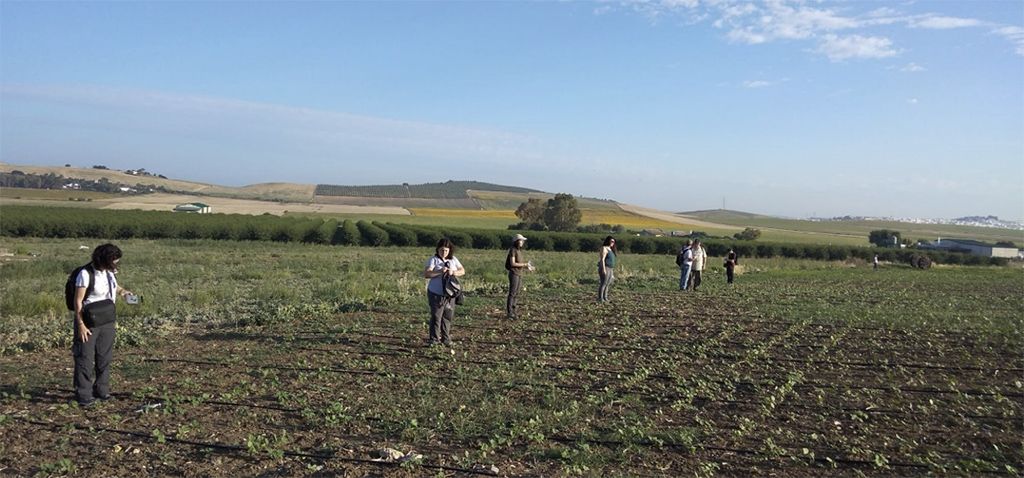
[724,247,739,284]
[424,238,465,347]
[71,243,136,407]
[505,233,533,320]
[677,239,693,291]
[689,239,708,291]
[873,254,879,270]
[597,236,617,302]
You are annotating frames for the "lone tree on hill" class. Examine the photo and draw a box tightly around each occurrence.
[734,227,761,241]
[513,193,583,232]
[869,229,902,247]
[542,193,583,232]
[514,198,545,225]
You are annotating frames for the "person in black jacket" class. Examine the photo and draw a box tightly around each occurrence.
[724,248,739,284]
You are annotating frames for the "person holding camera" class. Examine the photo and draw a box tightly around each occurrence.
[71,243,136,407]
[424,237,465,347]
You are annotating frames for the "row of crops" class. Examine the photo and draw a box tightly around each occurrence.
[0,205,1006,265]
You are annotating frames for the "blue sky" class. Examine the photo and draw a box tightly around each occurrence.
[2,1,1022,220]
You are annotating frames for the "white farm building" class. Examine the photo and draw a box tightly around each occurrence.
[173,202,212,214]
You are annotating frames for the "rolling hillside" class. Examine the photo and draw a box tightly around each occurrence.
[3,163,1016,246]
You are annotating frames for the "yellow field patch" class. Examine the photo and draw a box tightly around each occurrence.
[409,208,516,218]
[581,209,691,230]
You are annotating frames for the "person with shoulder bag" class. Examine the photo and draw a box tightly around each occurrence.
[70,243,136,407]
[424,238,465,348]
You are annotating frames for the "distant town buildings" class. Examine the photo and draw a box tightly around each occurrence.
[809,215,1023,231]
[917,238,1020,258]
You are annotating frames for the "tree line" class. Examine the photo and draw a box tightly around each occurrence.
[1,171,169,194]
[0,205,1006,266]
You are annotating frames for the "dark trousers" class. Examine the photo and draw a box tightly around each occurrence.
[428,292,454,345]
[726,266,735,284]
[690,270,703,290]
[72,318,116,403]
[507,272,522,319]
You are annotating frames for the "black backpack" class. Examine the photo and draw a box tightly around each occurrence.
[64,264,97,311]
[505,248,514,271]
[675,250,686,266]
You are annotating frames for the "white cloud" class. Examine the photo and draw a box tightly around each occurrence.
[743,80,772,88]
[900,62,926,72]
[911,15,983,29]
[816,34,900,61]
[907,98,919,105]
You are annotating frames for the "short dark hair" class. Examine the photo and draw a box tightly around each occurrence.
[435,237,455,259]
[91,243,122,271]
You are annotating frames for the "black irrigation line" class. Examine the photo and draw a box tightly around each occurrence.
[11,417,506,477]
[145,348,1024,413]
[252,326,1024,400]
[344,320,1023,365]
[542,434,966,473]
[31,415,1011,476]
[289,338,1024,399]
[208,326,1024,374]
[142,356,591,393]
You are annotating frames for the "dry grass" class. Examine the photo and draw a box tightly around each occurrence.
[96,193,409,216]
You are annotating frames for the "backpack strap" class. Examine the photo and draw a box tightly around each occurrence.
[83,264,97,300]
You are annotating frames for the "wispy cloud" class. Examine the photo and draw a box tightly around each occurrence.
[993,26,1024,56]
[910,15,983,29]
[900,62,926,72]
[742,77,788,89]
[907,98,919,105]
[816,34,900,61]
[617,0,1024,60]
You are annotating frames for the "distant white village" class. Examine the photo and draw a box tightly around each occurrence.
[810,215,1024,231]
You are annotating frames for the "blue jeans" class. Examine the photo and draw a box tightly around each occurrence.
[679,264,692,290]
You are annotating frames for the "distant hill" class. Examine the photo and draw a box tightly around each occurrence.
[679,209,774,221]
[315,180,541,199]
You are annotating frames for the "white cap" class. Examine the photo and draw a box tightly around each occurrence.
[512,233,528,242]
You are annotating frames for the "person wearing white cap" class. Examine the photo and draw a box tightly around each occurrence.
[505,233,532,320]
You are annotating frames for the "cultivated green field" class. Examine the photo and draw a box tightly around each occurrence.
[685,210,1024,245]
[1,237,1021,476]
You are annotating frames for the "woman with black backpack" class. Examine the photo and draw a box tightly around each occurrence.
[69,243,136,407]
[423,238,465,348]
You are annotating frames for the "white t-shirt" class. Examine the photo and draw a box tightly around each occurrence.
[425,256,463,295]
[76,268,118,306]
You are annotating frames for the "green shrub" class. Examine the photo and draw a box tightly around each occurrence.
[356,221,389,246]
[630,237,655,254]
[469,230,501,249]
[553,235,579,252]
[377,223,417,247]
[334,220,361,245]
